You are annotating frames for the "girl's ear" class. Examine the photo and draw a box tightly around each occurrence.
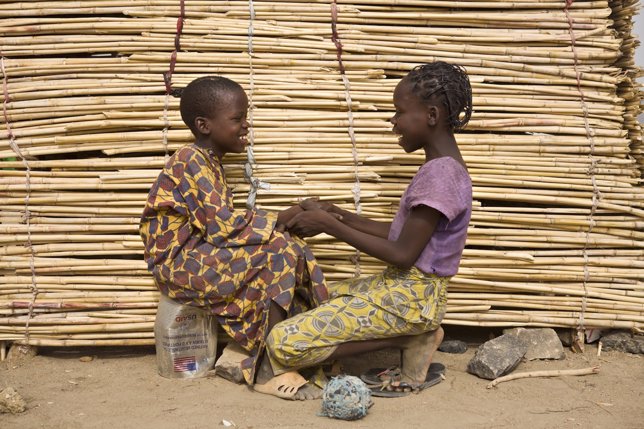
[426,105,440,127]
[195,116,210,135]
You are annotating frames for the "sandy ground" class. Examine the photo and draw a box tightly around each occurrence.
[1,330,643,429]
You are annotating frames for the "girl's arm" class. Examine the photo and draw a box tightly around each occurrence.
[287,205,440,268]
[300,198,390,239]
[329,206,391,239]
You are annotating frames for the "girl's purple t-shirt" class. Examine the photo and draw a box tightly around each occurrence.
[388,157,472,276]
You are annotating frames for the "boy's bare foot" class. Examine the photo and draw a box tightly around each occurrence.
[254,371,307,400]
[391,327,444,392]
[293,383,323,400]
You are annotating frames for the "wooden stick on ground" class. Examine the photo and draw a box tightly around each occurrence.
[486,366,600,389]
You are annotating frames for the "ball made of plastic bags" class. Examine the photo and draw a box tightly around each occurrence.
[319,374,372,421]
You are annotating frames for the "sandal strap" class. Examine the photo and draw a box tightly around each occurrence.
[376,366,401,379]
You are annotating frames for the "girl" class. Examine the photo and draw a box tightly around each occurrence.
[139,76,328,389]
[259,61,473,399]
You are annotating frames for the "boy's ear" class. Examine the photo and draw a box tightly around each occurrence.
[194,116,210,135]
[426,105,439,127]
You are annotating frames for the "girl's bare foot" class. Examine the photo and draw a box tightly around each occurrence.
[392,327,444,391]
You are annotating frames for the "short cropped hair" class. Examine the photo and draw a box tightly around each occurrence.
[404,62,472,132]
[178,76,244,135]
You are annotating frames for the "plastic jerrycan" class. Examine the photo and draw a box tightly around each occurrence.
[154,295,218,378]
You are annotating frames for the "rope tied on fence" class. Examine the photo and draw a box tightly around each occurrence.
[331,0,361,277]
[245,0,270,209]
[1,56,38,346]
[161,0,186,160]
[563,0,602,350]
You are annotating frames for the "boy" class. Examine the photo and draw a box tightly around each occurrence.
[140,76,328,394]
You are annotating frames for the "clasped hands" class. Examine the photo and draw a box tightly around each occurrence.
[283,197,342,237]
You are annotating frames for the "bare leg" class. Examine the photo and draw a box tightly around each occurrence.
[328,336,409,360]
[397,327,444,388]
[327,327,445,389]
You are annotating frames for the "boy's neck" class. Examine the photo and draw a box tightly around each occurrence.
[194,139,223,161]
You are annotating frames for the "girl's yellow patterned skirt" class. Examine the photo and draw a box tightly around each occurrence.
[266,266,449,376]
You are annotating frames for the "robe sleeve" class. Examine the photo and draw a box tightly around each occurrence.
[146,146,277,248]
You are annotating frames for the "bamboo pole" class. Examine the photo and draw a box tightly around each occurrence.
[486,367,600,388]
[0,0,641,344]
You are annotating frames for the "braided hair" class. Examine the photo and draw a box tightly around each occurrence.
[178,76,244,135]
[404,62,472,132]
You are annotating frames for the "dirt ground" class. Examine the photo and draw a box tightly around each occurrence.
[1,329,643,429]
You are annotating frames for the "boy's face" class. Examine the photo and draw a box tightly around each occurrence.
[196,89,249,159]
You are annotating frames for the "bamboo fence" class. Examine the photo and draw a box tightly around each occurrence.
[0,0,642,355]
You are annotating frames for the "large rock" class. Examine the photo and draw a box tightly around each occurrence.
[600,331,644,354]
[503,328,565,360]
[467,334,527,380]
[0,387,26,414]
[214,342,249,384]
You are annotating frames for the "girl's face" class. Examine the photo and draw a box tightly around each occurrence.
[389,80,434,153]
[198,89,249,159]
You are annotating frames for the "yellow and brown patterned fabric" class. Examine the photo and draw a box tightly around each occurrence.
[266,266,449,375]
[140,144,328,383]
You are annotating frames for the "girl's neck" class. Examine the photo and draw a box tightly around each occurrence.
[423,133,460,162]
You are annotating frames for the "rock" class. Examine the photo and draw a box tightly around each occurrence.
[0,387,27,414]
[600,331,644,354]
[585,328,604,343]
[6,344,37,367]
[79,356,95,362]
[467,334,527,380]
[438,340,468,354]
[555,329,574,347]
[214,342,249,384]
[503,328,565,360]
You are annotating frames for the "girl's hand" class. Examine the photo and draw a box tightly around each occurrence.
[299,197,335,213]
[286,209,342,237]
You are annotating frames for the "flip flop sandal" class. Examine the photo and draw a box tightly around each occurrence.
[368,369,445,398]
[360,362,446,386]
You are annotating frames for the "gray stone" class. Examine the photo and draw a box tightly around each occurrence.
[555,329,574,347]
[214,342,249,384]
[438,340,468,354]
[503,327,565,360]
[467,334,527,380]
[600,331,644,354]
[0,387,26,414]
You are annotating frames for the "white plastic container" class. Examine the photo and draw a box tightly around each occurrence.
[154,295,218,379]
